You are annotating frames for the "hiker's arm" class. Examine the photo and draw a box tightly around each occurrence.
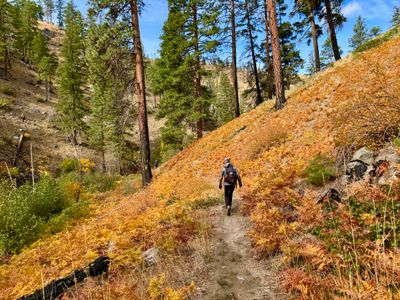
[237,169,243,187]
[219,169,224,189]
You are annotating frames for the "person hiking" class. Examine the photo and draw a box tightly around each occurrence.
[219,157,242,216]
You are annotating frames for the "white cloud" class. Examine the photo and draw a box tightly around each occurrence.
[342,0,397,21]
[342,1,363,17]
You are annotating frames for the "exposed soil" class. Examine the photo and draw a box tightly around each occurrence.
[192,196,286,300]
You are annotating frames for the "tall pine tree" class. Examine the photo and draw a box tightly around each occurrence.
[349,16,368,50]
[0,0,13,79]
[392,5,400,26]
[157,0,219,149]
[57,1,86,145]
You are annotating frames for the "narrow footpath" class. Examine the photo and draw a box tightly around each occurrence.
[192,196,286,300]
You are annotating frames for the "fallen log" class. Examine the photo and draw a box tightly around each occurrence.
[18,256,110,300]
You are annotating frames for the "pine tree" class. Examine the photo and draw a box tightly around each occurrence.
[16,0,42,64]
[32,30,58,101]
[320,38,341,68]
[293,0,323,72]
[368,26,381,38]
[277,1,303,89]
[57,1,87,145]
[240,0,262,106]
[0,0,13,79]
[322,0,344,61]
[213,71,235,125]
[349,16,368,50]
[230,0,240,116]
[130,0,152,185]
[38,53,57,101]
[43,0,54,23]
[56,0,64,28]
[157,0,219,148]
[392,5,400,26]
[268,0,285,109]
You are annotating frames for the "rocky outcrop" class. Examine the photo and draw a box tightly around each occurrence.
[346,147,399,185]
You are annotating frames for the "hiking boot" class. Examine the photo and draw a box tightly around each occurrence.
[227,206,231,216]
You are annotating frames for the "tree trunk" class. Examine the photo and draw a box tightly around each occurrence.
[193,2,203,139]
[230,0,240,117]
[131,0,152,186]
[245,0,262,106]
[310,11,321,72]
[45,77,49,102]
[263,0,273,99]
[267,0,286,109]
[324,0,341,61]
[4,48,8,80]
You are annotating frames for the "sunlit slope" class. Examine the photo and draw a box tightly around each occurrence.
[1,37,399,298]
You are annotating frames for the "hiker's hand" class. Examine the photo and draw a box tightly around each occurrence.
[219,184,222,190]
[239,183,243,188]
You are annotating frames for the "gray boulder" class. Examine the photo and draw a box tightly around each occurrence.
[143,247,159,266]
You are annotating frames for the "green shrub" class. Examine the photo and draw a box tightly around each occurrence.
[0,98,10,110]
[0,181,44,254]
[81,172,119,193]
[393,137,400,148]
[59,158,80,174]
[0,84,16,96]
[118,174,141,196]
[304,154,336,186]
[44,201,90,235]
[355,26,400,53]
[0,176,70,254]
[30,176,67,220]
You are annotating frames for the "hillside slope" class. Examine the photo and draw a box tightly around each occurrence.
[1,35,399,298]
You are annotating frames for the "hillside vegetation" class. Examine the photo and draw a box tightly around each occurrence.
[1,34,400,299]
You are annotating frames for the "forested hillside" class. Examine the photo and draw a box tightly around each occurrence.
[1,0,400,299]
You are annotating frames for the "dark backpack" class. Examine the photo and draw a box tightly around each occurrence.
[224,166,238,184]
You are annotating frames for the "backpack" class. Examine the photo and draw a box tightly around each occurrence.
[224,166,238,185]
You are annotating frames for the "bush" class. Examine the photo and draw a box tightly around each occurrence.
[82,172,119,193]
[59,158,80,174]
[0,98,10,110]
[0,181,44,254]
[0,176,76,254]
[304,154,336,186]
[355,26,400,53]
[30,176,67,220]
[0,84,16,96]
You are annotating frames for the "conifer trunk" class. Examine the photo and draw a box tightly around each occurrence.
[267,0,286,109]
[324,0,341,61]
[263,0,273,99]
[45,77,49,102]
[230,0,240,117]
[310,11,321,72]
[130,0,152,186]
[245,0,262,106]
[193,2,203,139]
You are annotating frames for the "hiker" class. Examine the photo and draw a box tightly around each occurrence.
[219,157,242,216]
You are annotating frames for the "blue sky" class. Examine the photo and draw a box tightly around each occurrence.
[75,0,399,66]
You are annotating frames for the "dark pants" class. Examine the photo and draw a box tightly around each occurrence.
[224,185,235,207]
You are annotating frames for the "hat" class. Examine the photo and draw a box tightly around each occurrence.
[223,157,231,167]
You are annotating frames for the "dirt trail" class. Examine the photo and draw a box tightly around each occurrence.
[192,196,285,300]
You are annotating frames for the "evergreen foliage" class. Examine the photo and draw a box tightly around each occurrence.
[392,5,400,26]
[15,0,42,64]
[86,18,135,172]
[57,1,87,145]
[56,0,64,28]
[349,16,368,50]
[156,0,220,152]
[0,0,13,79]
